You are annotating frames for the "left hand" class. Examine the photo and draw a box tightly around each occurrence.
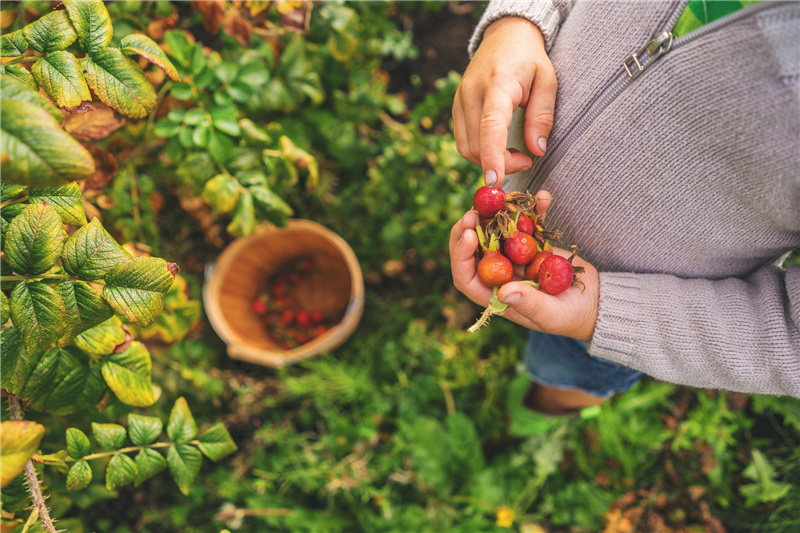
[449,191,599,341]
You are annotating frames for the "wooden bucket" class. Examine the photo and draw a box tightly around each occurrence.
[203,220,364,367]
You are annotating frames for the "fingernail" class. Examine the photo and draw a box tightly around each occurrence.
[484,170,497,186]
[501,292,521,305]
[521,165,531,172]
[537,137,547,153]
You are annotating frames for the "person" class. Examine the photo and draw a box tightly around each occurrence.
[449,0,800,412]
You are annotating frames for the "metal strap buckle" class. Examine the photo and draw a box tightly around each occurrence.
[623,31,673,79]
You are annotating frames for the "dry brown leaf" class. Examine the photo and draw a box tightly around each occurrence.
[82,143,119,191]
[64,103,125,141]
[192,0,227,35]
[277,0,311,33]
[0,10,17,29]
[224,7,252,47]
[147,11,179,40]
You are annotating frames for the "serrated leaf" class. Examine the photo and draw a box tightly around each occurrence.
[3,202,65,275]
[1,182,26,203]
[128,414,162,446]
[201,174,240,215]
[134,275,201,343]
[1,30,28,58]
[66,460,92,491]
[134,448,167,487]
[42,351,101,415]
[0,421,45,488]
[29,183,88,226]
[105,453,137,490]
[101,341,156,407]
[226,190,256,237]
[1,99,95,186]
[19,347,64,408]
[167,397,197,444]
[66,428,91,459]
[0,327,24,391]
[197,424,237,461]
[207,129,236,165]
[1,74,61,122]
[9,281,65,356]
[22,11,77,54]
[63,0,113,54]
[62,218,131,281]
[1,291,9,324]
[103,256,176,327]
[81,48,157,119]
[31,52,92,112]
[92,422,126,451]
[250,184,293,223]
[72,315,126,356]
[120,33,180,82]
[57,280,115,344]
[167,444,202,495]
[3,65,38,92]
[740,449,793,507]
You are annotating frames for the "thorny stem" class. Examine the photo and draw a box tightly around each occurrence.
[8,396,58,533]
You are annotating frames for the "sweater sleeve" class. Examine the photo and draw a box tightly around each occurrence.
[468,0,574,56]
[588,263,800,397]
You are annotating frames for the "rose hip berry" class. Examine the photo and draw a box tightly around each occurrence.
[538,254,574,295]
[516,214,534,235]
[478,250,514,287]
[524,250,552,283]
[473,186,506,218]
[503,229,537,266]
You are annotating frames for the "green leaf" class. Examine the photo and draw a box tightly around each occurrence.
[1,182,26,203]
[3,65,38,92]
[1,291,9,325]
[63,0,113,54]
[62,218,131,281]
[66,460,92,491]
[0,74,62,122]
[226,190,257,237]
[72,315,127,356]
[9,281,65,356]
[250,184,293,225]
[120,33,180,82]
[201,174,240,216]
[40,347,97,415]
[197,423,237,461]
[0,421,45,488]
[92,422,126,451]
[3,202,65,275]
[0,327,24,392]
[105,453,138,491]
[0,99,95,187]
[207,129,236,165]
[1,30,28,57]
[22,11,77,54]
[57,280,115,344]
[167,397,197,444]
[101,341,156,407]
[19,347,65,408]
[740,449,793,507]
[103,256,176,327]
[29,183,88,226]
[134,448,167,487]
[31,52,92,112]
[128,414,163,446]
[66,428,91,459]
[81,48,157,119]
[167,444,202,496]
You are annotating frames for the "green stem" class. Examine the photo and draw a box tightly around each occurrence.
[126,166,146,244]
[67,440,201,462]
[0,194,29,209]
[20,507,40,533]
[0,274,73,282]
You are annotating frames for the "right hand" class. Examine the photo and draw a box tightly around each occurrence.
[453,17,558,187]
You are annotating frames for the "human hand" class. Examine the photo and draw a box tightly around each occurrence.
[449,191,599,341]
[453,17,558,187]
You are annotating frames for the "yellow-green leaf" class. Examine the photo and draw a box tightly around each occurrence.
[120,33,180,82]
[103,256,176,327]
[9,281,65,356]
[1,30,28,58]
[3,64,38,92]
[167,397,197,444]
[63,0,113,54]
[91,422,126,451]
[106,453,137,490]
[4,202,65,276]
[1,74,61,122]
[128,414,162,446]
[81,48,157,119]
[0,420,45,488]
[72,315,127,356]
[202,174,240,216]
[197,423,238,462]
[62,218,131,281]
[32,51,92,112]
[22,11,77,54]
[134,448,167,487]
[66,460,92,491]
[57,280,115,345]
[1,291,9,324]
[100,341,156,407]
[66,428,91,459]
[0,99,95,186]
[29,183,88,226]
[167,444,201,495]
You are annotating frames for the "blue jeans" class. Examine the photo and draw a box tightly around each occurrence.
[524,330,643,397]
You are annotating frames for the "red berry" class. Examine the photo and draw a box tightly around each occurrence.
[538,255,574,295]
[251,300,267,315]
[503,230,537,265]
[477,250,514,287]
[296,310,311,328]
[314,325,328,337]
[524,251,552,283]
[310,310,323,325]
[517,214,534,235]
[473,186,506,218]
[278,309,294,326]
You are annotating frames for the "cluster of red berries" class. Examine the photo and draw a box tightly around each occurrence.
[473,186,584,295]
[250,257,338,350]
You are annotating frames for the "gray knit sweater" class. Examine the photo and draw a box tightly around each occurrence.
[469,1,800,397]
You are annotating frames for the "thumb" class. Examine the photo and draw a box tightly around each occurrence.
[496,281,545,319]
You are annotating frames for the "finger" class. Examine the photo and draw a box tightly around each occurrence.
[505,148,534,176]
[449,210,479,255]
[452,91,479,167]
[532,189,552,222]
[460,90,485,174]
[495,280,546,329]
[479,87,516,186]
[523,66,558,157]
